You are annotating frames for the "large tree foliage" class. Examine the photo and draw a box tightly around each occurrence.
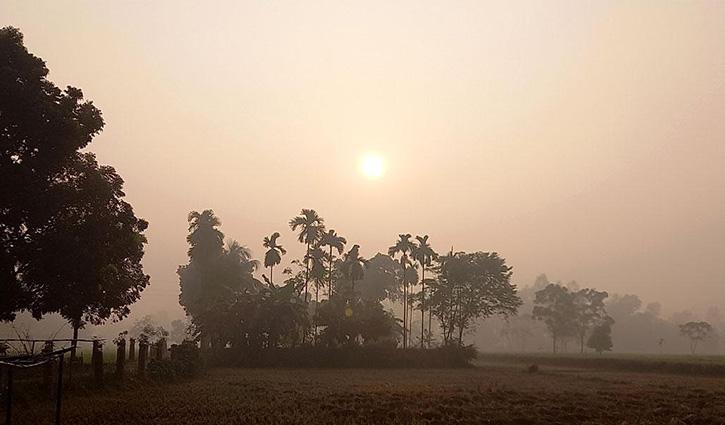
[533,284,613,353]
[587,322,613,354]
[428,251,521,346]
[315,297,399,347]
[571,288,612,353]
[178,210,261,348]
[0,27,148,330]
[532,284,577,353]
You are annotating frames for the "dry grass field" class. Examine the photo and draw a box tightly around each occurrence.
[8,362,725,425]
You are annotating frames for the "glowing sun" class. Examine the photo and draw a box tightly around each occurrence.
[360,154,384,178]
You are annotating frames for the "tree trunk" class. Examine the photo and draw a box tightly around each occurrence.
[270,265,273,285]
[458,323,464,347]
[402,257,407,349]
[552,336,557,354]
[421,266,425,348]
[303,242,310,345]
[329,246,334,297]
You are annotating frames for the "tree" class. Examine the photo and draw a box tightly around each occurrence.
[0,28,149,364]
[316,297,398,347]
[178,210,260,348]
[289,209,325,305]
[411,235,437,348]
[340,245,367,296]
[262,232,286,285]
[319,229,346,296]
[532,284,577,353]
[428,251,521,346]
[388,234,416,348]
[679,321,713,355]
[572,288,612,353]
[587,322,613,354]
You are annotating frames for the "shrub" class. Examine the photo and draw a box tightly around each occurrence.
[149,341,203,382]
[206,344,476,368]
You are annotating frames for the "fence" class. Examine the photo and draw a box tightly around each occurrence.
[0,337,169,424]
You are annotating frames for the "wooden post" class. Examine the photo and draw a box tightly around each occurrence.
[43,341,54,391]
[138,342,148,377]
[55,354,64,425]
[115,338,126,376]
[128,338,136,362]
[92,340,104,386]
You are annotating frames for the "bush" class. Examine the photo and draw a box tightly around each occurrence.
[205,344,476,368]
[149,341,203,382]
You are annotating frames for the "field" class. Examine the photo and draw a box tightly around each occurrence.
[6,359,725,425]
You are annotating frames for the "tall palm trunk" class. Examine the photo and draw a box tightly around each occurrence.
[270,265,273,285]
[328,246,334,297]
[421,266,425,348]
[303,242,310,344]
[402,256,407,349]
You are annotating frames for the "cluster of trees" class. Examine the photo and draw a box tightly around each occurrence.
[532,283,613,354]
[177,209,522,352]
[474,274,722,355]
[0,28,149,359]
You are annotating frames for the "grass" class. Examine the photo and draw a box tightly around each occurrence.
[477,352,725,377]
[4,358,725,424]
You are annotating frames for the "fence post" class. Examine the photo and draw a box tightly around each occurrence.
[115,338,126,376]
[128,338,136,362]
[92,340,104,386]
[43,341,54,391]
[138,342,148,377]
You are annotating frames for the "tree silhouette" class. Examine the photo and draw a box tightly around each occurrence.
[341,245,367,296]
[428,251,521,346]
[320,229,347,296]
[679,321,713,355]
[262,232,286,285]
[533,284,577,353]
[412,235,437,348]
[587,322,613,354]
[388,234,416,348]
[178,210,260,349]
[289,209,325,303]
[0,28,148,365]
[572,288,612,353]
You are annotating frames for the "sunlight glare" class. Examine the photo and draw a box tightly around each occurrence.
[360,154,384,178]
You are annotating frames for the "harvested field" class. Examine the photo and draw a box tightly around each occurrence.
[7,362,725,424]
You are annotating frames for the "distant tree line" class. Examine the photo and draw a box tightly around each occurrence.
[475,274,719,355]
[177,209,522,353]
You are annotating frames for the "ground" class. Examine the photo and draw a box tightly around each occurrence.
[8,361,725,424]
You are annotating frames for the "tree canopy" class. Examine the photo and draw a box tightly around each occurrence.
[0,27,148,329]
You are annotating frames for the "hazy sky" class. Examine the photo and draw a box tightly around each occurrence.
[2,1,724,322]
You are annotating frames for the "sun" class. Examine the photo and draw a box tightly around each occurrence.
[360,154,384,178]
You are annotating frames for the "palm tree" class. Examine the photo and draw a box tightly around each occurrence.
[289,209,326,303]
[341,244,366,295]
[306,244,327,342]
[262,232,286,285]
[388,234,416,348]
[412,235,438,348]
[187,210,224,262]
[320,229,347,296]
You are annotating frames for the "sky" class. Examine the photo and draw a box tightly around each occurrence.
[2,0,724,327]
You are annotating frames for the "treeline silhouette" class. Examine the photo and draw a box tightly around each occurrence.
[175,209,520,366]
